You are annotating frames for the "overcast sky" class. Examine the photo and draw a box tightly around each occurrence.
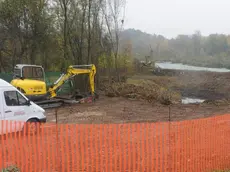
[124,0,230,38]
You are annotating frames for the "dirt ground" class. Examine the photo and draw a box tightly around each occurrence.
[45,96,230,124]
[45,70,230,124]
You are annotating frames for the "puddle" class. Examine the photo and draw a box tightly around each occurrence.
[155,62,230,73]
[182,97,205,104]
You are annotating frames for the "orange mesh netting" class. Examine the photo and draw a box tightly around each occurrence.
[0,114,229,172]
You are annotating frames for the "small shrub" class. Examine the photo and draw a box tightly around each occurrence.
[1,165,20,172]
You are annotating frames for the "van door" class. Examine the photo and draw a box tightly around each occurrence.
[2,89,29,134]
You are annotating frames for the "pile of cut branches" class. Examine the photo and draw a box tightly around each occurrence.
[103,79,181,105]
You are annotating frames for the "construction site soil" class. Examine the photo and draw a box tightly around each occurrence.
[46,70,230,124]
[46,96,230,124]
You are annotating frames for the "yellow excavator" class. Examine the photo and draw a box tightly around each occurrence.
[10,64,97,108]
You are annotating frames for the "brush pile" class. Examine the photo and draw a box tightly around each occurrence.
[102,78,181,105]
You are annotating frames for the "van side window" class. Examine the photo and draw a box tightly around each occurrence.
[4,91,27,106]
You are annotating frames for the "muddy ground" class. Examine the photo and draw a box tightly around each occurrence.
[46,96,230,124]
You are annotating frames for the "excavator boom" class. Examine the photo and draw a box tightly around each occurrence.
[48,64,96,98]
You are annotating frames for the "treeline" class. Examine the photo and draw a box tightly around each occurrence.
[121,29,230,68]
[0,0,132,77]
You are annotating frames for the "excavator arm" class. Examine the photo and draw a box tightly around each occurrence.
[48,64,96,98]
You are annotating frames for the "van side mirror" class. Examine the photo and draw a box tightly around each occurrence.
[26,100,31,106]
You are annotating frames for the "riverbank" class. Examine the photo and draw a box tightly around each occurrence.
[152,62,230,102]
[151,71,230,101]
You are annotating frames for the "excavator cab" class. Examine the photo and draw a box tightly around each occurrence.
[11,64,47,101]
[13,64,45,81]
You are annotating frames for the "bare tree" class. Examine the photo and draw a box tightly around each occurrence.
[102,0,126,81]
[87,0,92,64]
[59,0,70,69]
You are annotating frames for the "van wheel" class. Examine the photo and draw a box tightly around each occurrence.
[24,119,40,135]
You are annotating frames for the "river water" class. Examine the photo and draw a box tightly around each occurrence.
[154,61,230,104]
[182,97,205,104]
[155,61,230,73]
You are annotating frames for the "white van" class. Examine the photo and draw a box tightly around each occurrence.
[0,78,46,135]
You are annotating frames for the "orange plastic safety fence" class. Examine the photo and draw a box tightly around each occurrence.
[0,114,230,172]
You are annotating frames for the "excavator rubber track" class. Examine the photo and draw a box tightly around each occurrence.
[34,94,95,109]
[35,99,64,109]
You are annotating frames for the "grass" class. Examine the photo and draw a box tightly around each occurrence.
[1,165,20,172]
